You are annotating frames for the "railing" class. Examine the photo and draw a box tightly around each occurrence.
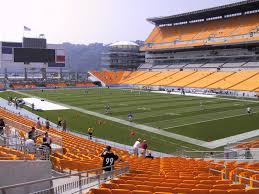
[208,162,227,179]
[70,130,172,158]
[181,149,258,160]
[234,167,259,188]
[0,162,129,194]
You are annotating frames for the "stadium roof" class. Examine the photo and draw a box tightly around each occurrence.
[147,0,259,25]
[110,41,139,47]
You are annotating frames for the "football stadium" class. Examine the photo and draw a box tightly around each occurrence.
[1,0,259,193]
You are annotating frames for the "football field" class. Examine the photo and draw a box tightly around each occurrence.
[1,88,259,153]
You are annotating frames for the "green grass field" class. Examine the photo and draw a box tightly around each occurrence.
[1,88,259,153]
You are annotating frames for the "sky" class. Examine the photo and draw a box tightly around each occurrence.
[0,0,241,44]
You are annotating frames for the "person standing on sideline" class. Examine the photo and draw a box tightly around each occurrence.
[45,118,50,130]
[32,103,35,111]
[62,119,67,132]
[141,140,148,157]
[87,127,94,140]
[101,146,119,175]
[133,138,141,156]
[36,117,41,129]
[57,116,62,127]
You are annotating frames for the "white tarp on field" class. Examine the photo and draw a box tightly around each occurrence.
[23,97,69,111]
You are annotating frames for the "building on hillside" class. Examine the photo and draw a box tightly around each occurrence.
[140,0,259,71]
[101,41,145,70]
[0,37,68,79]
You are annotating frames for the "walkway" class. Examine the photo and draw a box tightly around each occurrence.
[10,90,259,149]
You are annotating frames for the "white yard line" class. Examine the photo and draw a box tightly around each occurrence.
[162,113,249,130]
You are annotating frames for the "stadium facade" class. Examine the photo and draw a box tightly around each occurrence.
[0,37,67,77]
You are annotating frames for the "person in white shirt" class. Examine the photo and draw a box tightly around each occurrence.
[133,138,142,156]
[25,136,36,154]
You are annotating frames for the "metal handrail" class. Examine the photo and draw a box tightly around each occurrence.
[234,167,259,187]
[0,161,129,194]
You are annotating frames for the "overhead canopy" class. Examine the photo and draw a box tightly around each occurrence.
[147,0,259,25]
[110,41,139,47]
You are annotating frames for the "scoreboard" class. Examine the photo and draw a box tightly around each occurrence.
[14,48,55,63]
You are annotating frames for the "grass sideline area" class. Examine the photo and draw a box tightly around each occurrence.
[0,90,206,153]
[1,88,259,152]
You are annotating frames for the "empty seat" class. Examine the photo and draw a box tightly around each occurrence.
[154,186,172,193]
[135,185,153,192]
[246,188,259,194]
[102,183,119,189]
[227,189,245,193]
[131,190,152,194]
[90,188,112,194]
[126,180,143,185]
[159,183,178,188]
[191,189,210,194]
[209,189,228,194]
[196,184,213,189]
[111,180,126,184]
[172,187,191,193]
[118,184,136,191]
[111,189,131,194]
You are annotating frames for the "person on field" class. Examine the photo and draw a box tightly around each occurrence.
[87,127,94,140]
[128,112,133,122]
[247,107,252,115]
[105,104,111,114]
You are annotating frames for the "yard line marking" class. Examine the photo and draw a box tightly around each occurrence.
[162,113,249,130]
[165,113,180,116]
[137,107,150,110]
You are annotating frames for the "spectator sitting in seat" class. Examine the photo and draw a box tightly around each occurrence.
[0,118,5,135]
[44,132,52,145]
[39,137,51,159]
[145,151,154,159]
[28,127,36,141]
[40,137,51,150]
[25,135,36,154]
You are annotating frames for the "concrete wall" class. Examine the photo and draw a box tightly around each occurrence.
[0,160,52,194]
